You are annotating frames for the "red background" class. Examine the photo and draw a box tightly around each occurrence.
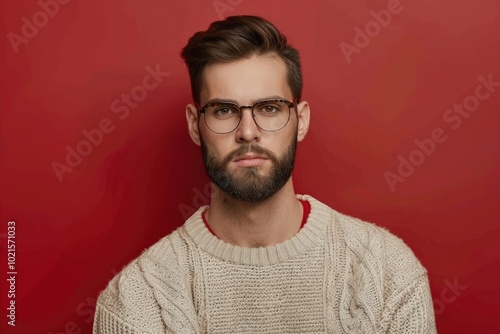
[1,0,500,333]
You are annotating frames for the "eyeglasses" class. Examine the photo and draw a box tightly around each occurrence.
[197,98,297,134]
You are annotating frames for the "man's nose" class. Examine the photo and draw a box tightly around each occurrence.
[235,107,261,143]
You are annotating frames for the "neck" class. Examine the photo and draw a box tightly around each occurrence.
[205,179,303,247]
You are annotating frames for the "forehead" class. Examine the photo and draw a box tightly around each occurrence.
[200,54,292,104]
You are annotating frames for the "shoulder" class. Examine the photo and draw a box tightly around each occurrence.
[96,227,191,304]
[304,195,427,282]
[336,208,425,277]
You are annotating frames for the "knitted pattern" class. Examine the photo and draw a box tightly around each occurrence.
[93,195,436,333]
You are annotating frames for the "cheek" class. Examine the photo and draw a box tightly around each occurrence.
[261,134,293,157]
[201,131,235,158]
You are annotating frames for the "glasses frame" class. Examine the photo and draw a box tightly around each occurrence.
[196,98,298,134]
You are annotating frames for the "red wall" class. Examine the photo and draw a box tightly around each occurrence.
[1,0,499,333]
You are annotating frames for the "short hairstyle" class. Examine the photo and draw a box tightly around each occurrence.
[180,15,303,105]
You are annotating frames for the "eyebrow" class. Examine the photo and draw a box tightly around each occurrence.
[205,95,287,105]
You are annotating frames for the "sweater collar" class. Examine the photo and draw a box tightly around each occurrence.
[182,194,330,266]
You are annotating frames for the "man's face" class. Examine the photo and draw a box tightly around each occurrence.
[197,54,299,203]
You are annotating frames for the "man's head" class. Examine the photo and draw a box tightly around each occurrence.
[181,15,310,203]
[181,15,303,105]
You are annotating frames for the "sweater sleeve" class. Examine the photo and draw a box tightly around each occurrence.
[378,230,437,333]
[92,259,166,334]
[93,233,201,334]
[382,273,437,333]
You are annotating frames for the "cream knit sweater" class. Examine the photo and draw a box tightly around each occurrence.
[93,195,436,333]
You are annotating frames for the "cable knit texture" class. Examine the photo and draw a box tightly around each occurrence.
[93,195,436,333]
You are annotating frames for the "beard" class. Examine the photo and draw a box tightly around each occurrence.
[200,133,297,203]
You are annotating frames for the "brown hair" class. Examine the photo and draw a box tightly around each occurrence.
[181,15,302,105]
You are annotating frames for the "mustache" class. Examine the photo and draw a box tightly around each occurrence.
[222,144,278,166]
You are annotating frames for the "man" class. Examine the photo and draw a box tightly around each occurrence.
[93,15,436,333]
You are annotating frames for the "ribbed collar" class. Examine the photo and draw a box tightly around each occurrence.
[182,194,331,266]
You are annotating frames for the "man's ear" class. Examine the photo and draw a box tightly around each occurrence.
[186,103,201,146]
[296,100,310,142]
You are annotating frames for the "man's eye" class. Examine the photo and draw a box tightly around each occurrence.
[258,104,281,113]
[214,106,237,116]
[264,106,278,112]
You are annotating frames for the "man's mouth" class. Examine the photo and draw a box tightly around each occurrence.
[233,153,268,167]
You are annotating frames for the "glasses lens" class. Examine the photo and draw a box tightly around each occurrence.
[253,100,290,131]
[204,103,241,133]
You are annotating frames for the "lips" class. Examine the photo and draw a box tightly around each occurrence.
[233,153,268,162]
[233,153,268,167]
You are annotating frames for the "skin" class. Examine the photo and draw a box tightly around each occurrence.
[185,54,310,248]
